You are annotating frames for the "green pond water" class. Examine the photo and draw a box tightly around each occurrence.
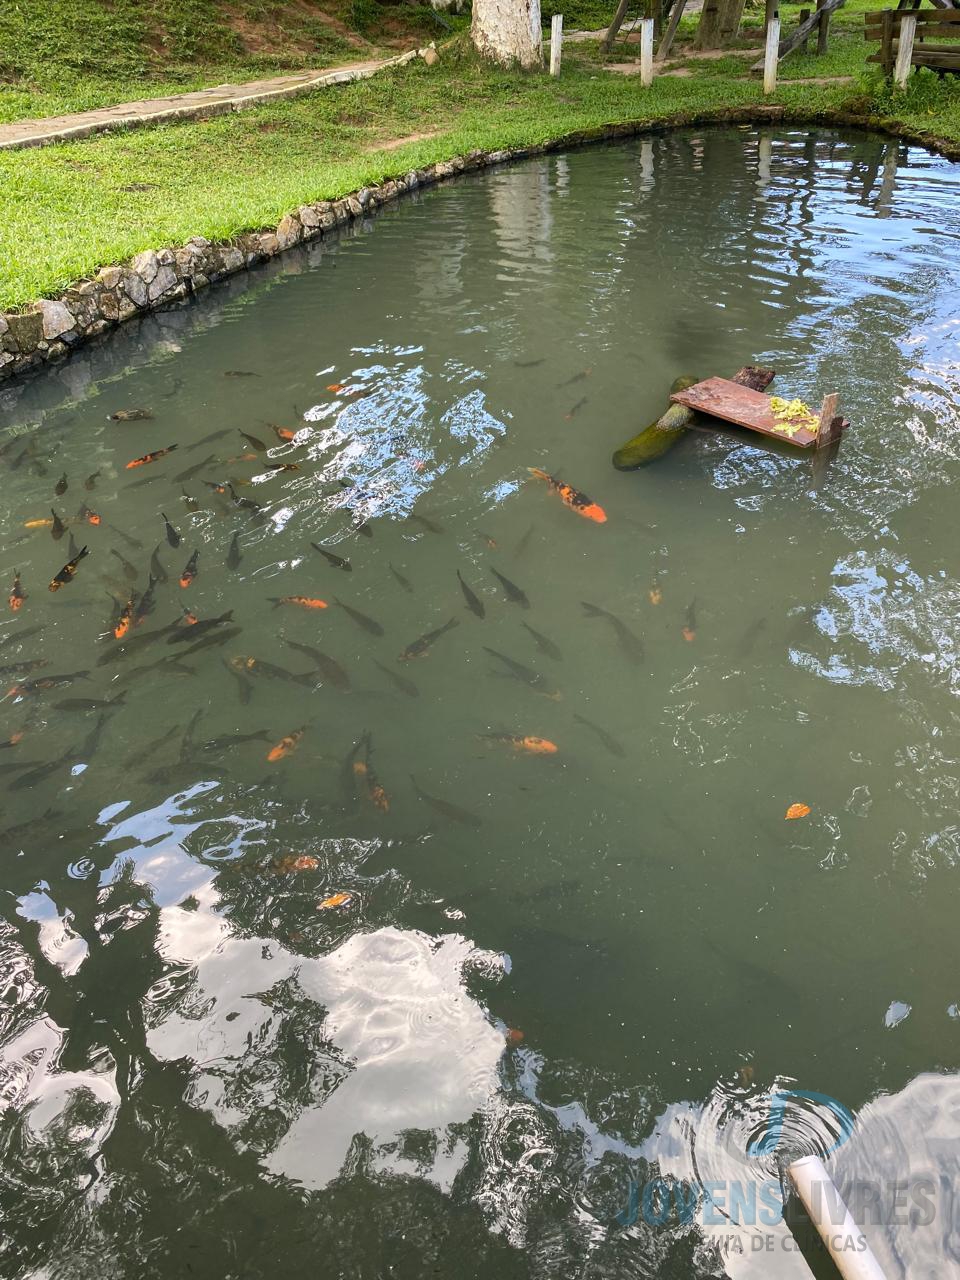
[1,128,959,1279]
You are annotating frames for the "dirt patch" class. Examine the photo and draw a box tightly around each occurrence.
[365,129,443,151]
[224,0,372,55]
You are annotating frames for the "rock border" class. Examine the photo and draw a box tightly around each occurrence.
[2,103,957,388]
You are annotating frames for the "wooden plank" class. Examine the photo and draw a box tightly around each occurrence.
[550,13,563,75]
[817,0,830,53]
[881,9,895,69]
[764,15,781,88]
[655,0,688,60]
[815,392,841,448]
[866,21,960,38]
[751,0,845,68]
[669,377,820,447]
[866,8,960,22]
[895,13,918,82]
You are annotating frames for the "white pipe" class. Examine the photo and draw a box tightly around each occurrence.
[763,15,780,94]
[549,14,563,76]
[640,18,655,86]
[787,1156,888,1280]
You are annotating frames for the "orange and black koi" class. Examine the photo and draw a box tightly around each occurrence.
[50,509,66,541]
[527,467,607,524]
[399,616,458,661]
[125,444,178,470]
[179,549,199,588]
[358,732,388,812]
[54,473,68,496]
[8,571,26,611]
[478,733,558,755]
[110,408,153,421]
[267,726,306,763]
[110,548,138,582]
[78,503,101,526]
[161,512,181,549]
[490,567,529,609]
[113,594,138,639]
[49,546,89,591]
[311,543,351,572]
[201,479,228,494]
[268,596,328,611]
[683,598,697,643]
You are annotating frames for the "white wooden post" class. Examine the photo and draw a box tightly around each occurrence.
[640,17,654,86]
[893,13,916,87]
[763,14,780,93]
[550,14,563,75]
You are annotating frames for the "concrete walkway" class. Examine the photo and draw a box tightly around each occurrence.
[0,50,425,152]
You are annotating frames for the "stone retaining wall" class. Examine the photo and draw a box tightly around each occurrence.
[2,105,957,389]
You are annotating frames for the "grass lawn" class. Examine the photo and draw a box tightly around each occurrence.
[0,1,959,313]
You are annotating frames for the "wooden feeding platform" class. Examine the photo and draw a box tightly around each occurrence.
[669,377,845,450]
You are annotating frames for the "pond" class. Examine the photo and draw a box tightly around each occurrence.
[1,127,959,1279]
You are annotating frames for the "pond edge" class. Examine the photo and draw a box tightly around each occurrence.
[2,103,957,390]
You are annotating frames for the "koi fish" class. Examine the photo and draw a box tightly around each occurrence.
[54,692,126,711]
[318,891,352,910]
[267,726,306,763]
[50,509,66,541]
[490,567,529,609]
[457,571,485,619]
[0,659,48,677]
[785,803,811,820]
[477,531,498,550]
[268,596,328,611]
[683,598,697,643]
[0,624,42,650]
[648,583,663,606]
[352,520,373,538]
[201,479,228,494]
[113,594,137,639]
[186,430,230,452]
[373,659,418,698]
[557,368,591,387]
[110,548,139,582]
[180,608,198,626]
[8,571,25,611]
[222,657,253,704]
[8,670,90,696]
[527,468,607,524]
[83,471,100,491]
[359,733,388,811]
[479,734,558,755]
[225,370,259,379]
[182,490,200,513]
[483,646,561,700]
[573,713,626,758]
[125,444,178,469]
[24,518,53,529]
[174,454,216,483]
[67,532,80,558]
[389,563,413,593]
[227,531,242,570]
[49,546,89,591]
[333,597,383,636]
[564,396,588,420]
[78,504,101,526]
[410,775,481,828]
[110,408,153,421]
[739,617,767,655]
[227,483,265,516]
[281,639,350,690]
[410,513,444,535]
[54,473,68,496]
[272,425,297,442]
[327,383,348,393]
[228,656,314,686]
[311,543,351,572]
[179,549,199,588]
[521,621,562,661]
[161,513,181,549]
[149,545,168,584]
[264,462,300,473]
[581,601,644,664]
[239,430,267,452]
[133,575,159,627]
[398,616,459,661]
[166,610,234,643]
[202,728,271,752]
[515,524,536,557]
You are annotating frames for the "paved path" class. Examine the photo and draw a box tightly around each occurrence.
[0,51,423,152]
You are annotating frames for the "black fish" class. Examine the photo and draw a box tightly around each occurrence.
[9,748,75,791]
[126,473,166,490]
[477,530,498,550]
[230,656,314,686]
[67,531,80,559]
[311,543,351,572]
[557,368,590,388]
[564,396,588,420]
[78,711,111,759]
[373,660,418,698]
[149,545,168,584]
[410,775,481,828]
[179,708,204,761]
[281,638,350,691]
[0,624,43,651]
[522,621,562,661]
[227,483,265,516]
[683,598,697,641]
[133,575,159,628]
[105,521,144,550]
[161,513,181,549]
[739,617,767,656]
[573,713,626,758]
[514,358,545,368]
[389,563,413,593]
[110,408,153,421]
[490,566,529,609]
[55,473,68,496]
[50,509,65,541]
[202,729,271,752]
[110,549,139,582]
[123,655,196,682]
[410,513,444,534]
[127,723,180,770]
[333,597,383,637]
[0,659,48,677]
[227,531,242,570]
[83,471,100,491]
[483,647,560,699]
[352,521,373,538]
[54,692,126,711]
[181,490,200,513]
[10,670,90,695]
[399,617,459,661]
[174,627,241,660]
[581,601,644,664]
[187,430,231,452]
[225,371,259,379]
[222,657,253,704]
[166,610,234,643]
[457,571,485,619]
[340,738,364,814]
[174,454,217,483]
[239,429,268,452]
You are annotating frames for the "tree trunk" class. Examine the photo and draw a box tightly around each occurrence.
[471,0,543,67]
[697,0,746,48]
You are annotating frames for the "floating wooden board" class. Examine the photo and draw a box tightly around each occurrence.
[670,377,820,448]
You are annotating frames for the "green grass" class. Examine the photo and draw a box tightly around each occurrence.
[1,8,959,313]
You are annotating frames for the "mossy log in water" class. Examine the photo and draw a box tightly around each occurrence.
[611,366,775,470]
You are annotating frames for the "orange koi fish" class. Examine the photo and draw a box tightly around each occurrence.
[682,599,697,643]
[24,518,53,529]
[318,891,353,910]
[179,549,199,589]
[78,504,101,526]
[267,726,306,763]
[326,383,348,393]
[49,546,89,591]
[113,595,137,639]
[479,733,558,755]
[785,803,811,820]
[8,571,26,611]
[268,596,328,610]
[527,467,607,524]
[275,854,320,873]
[272,425,296,442]
[125,444,178,470]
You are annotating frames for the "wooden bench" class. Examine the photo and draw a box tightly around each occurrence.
[865,9,960,83]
